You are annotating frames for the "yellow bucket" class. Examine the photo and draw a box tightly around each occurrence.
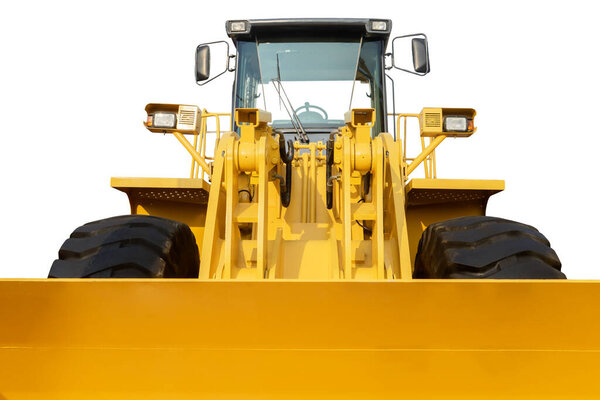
[1,279,599,399]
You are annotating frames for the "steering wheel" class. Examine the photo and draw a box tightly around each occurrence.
[294,102,328,122]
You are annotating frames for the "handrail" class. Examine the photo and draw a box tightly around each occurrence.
[188,111,231,179]
[391,113,441,180]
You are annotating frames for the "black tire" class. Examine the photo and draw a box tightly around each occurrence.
[414,216,565,279]
[49,215,199,278]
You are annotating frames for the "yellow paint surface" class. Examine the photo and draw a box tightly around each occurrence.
[1,279,600,398]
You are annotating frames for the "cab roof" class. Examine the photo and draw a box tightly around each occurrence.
[226,18,392,46]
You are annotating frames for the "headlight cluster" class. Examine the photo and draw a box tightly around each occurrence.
[144,104,201,135]
[420,107,476,137]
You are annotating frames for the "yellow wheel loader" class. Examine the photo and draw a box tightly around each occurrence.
[1,18,599,399]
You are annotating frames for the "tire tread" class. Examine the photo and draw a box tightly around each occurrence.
[414,216,565,279]
[49,215,199,278]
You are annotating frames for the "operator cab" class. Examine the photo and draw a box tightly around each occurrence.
[227,19,391,143]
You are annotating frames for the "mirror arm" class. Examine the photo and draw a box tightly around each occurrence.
[393,66,429,77]
[384,53,393,70]
[227,54,236,72]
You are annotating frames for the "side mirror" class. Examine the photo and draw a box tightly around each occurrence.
[195,40,233,86]
[195,45,210,82]
[411,38,430,74]
[391,33,430,76]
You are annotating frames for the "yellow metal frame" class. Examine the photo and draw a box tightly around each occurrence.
[108,106,506,279]
[293,141,326,223]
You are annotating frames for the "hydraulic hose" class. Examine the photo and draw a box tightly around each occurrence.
[363,171,371,198]
[279,135,294,164]
[326,131,336,209]
[283,159,291,207]
[277,134,294,207]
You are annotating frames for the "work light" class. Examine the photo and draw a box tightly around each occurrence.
[152,112,177,129]
[370,20,388,31]
[443,116,468,132]
[229,21,248,33]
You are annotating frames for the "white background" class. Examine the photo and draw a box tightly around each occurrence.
[1,0,598,278]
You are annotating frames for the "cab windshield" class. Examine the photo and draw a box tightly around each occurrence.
[234,36,385,138]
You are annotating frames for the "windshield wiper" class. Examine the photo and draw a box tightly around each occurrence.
[270,79,309,143]
[270,53,309,143]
